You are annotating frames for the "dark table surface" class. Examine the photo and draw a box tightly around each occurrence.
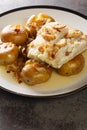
[0,0,87,130]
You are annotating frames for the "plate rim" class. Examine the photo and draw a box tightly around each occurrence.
[1,5,87,19]
[0,83,87,98]
[0,5,87,98]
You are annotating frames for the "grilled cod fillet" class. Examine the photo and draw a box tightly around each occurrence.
[27,22,87,68]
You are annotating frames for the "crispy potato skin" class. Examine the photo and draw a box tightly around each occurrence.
[57,54,85,76]
[21,60,52,85]
[1,25,28,45]
[0,42,19,65]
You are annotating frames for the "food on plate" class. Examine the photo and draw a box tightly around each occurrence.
[1,24,28,45]
[0,13,87,86]
[37,13,55,23]
[27,21,69,63]
[21,60,52,85]
[25,13,55,38]
[57,54,85,76]
[27,23,87,68]
[0,41,19,65]
[6,56,27,83]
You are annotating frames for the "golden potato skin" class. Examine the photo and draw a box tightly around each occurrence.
[0,42,19,65]
[57,54,85,76]
[26,13,55,38]
[21,60,52,85]
[1,25,28,45]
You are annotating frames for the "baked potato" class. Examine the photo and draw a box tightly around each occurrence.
[1,24,28,45]
[0,42,19,65]
[25,13,55,38]
[57,54,85,76]
[37,13,55,23]
[21,60,52,85]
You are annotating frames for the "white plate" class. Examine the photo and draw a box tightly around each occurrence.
[0,6,87,97]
